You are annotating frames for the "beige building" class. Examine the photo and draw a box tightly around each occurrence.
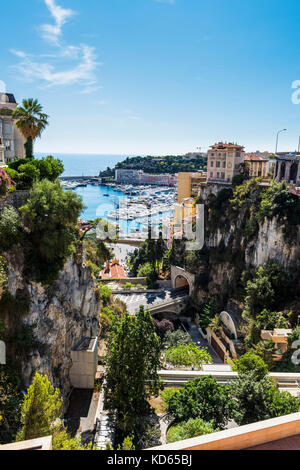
[261,328,292,361]
[177,172,207,203]
[0,93,26,167]
[207,142,245,183]
[244,154,269,178]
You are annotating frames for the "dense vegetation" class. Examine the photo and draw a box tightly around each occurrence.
[129,235,167,288]
[100,154,207,177]
[164,343,212,367]
[19,180,84,284]
[7,155,64,190]
[105,306,163,437]
[167,418,216,444]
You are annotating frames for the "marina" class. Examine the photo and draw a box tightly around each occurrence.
[61,180,176,236]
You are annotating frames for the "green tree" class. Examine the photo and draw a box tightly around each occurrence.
[258,181,300,226]
[167,377,235,429]
[167,418,217,444]
[0,368,22,444]
[231,370,300,426]
[117,435,135,450]
[105,306,162,434]
[163,330,192,349]
[15,163,40,190]
[52,429,95,450]
[33,156,64,181]
[243,262,289,319]
[164,343,212,368]
[233,352,269,379]
[20,180,84,283]
[13,99,49,159]
[199,299,218,329]
[0,207,21,251]
[250,339,276,369]
[17,373,62,441]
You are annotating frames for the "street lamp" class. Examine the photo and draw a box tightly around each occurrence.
[275,129,287,154]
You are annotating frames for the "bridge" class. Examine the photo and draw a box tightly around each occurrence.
[113,266,195,315]
[158,370,300,396]
[113,289,189,316]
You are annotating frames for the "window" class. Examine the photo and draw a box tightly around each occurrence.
[211,161,214,167]
[210,172,213,178]
[221,172,225,179]
[216,161,221,168]
[217,172,220,178]
[235,164,239,169]
[5,140,11,151]
[4,123,11,134]
[223,162,226,168]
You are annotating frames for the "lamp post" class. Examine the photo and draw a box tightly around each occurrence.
[275,129,287,154]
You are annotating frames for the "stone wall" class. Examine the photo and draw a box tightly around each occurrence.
[0,190,29,212]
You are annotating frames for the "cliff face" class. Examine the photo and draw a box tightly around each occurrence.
[183,185,300,307]
[246,217,300,270]
[2,248,100,400]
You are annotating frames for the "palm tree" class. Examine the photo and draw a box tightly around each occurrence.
[13,99,49,159]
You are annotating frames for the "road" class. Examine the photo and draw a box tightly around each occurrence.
[108,243,137,269]
[113,288,188,315]
[158,370,300,395]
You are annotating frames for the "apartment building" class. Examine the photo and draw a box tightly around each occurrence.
[244,153,269,178]
[0,93,26,167]
[207,142,245,183]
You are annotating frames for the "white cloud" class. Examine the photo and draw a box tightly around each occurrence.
[42,0,76,44]
[11,1,100,93]
[13,45,98,89]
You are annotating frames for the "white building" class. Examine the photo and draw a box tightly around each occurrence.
[0,93,26,167]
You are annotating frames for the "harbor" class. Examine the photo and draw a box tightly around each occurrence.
[60,178,176,237]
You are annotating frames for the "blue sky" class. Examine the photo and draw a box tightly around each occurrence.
[2,0,300,155]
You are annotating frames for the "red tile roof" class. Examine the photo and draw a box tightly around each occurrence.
[210,142,244,150]
[244,154,269,162]
[100,259,126,279]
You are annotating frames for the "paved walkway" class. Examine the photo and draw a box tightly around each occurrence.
[64,389,100,445]
[187,320,223,364]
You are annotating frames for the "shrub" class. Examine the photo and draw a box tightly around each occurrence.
[0,169,16,196]
[8,156,64,189]
[99,283,112,307]
[199,299,218,329]
[0,256,8,295]
[20,180,84,284]
[0,367,23,444]
[164,343,212,367]
[17,373,63,441]
[167,377,235,429]
[17,163,40,190]
[258,181,300,226]
[243,262,289,318]
[167,418,217,444]
[0,207,21,250]
[163,330,192,349]
[33,156,64,182]
[153,319,174,338]
[233,352,269,378]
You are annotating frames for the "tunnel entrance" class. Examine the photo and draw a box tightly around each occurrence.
[174,275,190,295]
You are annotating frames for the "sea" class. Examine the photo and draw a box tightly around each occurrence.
[36,153,174,234]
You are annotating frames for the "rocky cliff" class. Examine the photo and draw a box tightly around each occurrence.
[182,184,300,308]
[1,247,100,401]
